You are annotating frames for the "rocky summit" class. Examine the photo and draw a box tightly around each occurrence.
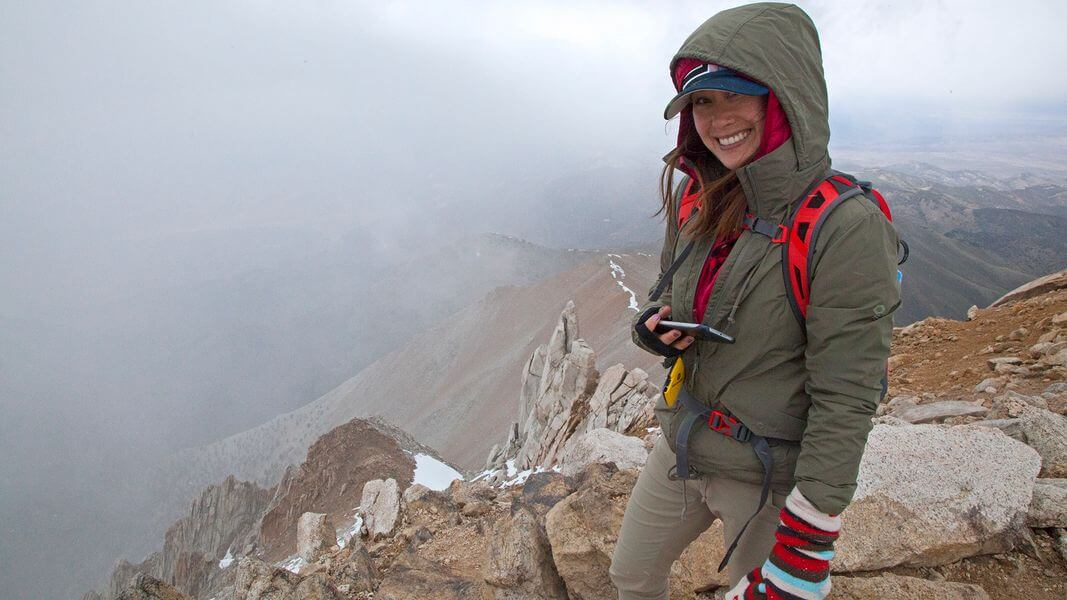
[90,270,1067,600]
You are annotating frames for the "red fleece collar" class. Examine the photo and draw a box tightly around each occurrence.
[671,58,791,168]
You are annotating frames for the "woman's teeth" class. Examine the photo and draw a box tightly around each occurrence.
[717,130,751,147]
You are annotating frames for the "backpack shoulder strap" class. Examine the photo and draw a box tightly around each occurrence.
[649,175,698,303]
[780,172,868,324]
[782,170,905,324]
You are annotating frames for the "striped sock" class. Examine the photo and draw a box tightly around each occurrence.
[761,488,840,600]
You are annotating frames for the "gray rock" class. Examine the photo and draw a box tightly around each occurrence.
[974,377,1003,394]
[402,483,431,504]
[1027,479,1067,528]
[893,400,987,424]
[1044,383,1067,396]
[990,390,1048,418]
[297,512,335,563]
[988,356,1023,372]
[292,573,343,600]
[375,551,483,599]
[360,478,401,540]
[1017,407,1067,477]
[559,428,648,476]
[1044,348,1067,367]
[828,573,989,599]
[116,574,188,600]
[835,423,1041,572]
[234,557,301,600]
[886,395,918,409]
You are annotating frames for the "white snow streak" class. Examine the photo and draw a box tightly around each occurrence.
[336,508,364,549]
[218,549,234,569]
[607,257,640,311]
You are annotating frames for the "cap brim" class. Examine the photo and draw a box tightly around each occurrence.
[663,77,769,120]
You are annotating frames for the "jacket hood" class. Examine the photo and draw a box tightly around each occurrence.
[669,2,831,218]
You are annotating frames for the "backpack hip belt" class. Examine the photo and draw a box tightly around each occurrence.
[664,359,797,573]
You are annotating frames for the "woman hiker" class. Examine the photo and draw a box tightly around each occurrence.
[610,3,901,600]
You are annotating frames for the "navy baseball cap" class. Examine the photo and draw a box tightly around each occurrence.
[664,62,769,119]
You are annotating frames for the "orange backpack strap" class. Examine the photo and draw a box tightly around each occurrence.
[744,170,897,325]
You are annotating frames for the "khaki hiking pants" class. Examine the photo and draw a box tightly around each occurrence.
[609,435,787,599]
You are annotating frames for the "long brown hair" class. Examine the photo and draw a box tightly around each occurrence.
[656,119,748,243]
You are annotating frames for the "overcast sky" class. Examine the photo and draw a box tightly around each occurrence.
[3,0,1065,258]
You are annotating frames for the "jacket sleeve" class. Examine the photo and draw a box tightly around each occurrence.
[630,195,681,356]
[794,204,901,515]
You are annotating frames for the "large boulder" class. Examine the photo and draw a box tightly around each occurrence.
[484,506,568,599]
[828,574,989,599]
[544,463,730,598]
[360,478,401,540]
[297,512,336,563]
[1017,407,1067,477]
[834,423,1041,572]
[484,472,574,598]
[559,428,648,477]
[544,465,637,600]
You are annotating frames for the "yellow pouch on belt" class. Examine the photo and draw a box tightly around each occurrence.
[662,357,685,408]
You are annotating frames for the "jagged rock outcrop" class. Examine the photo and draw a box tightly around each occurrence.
[514,301,599,469]
[574,363,659,437]
[559,428,648,476]
[258,419,415,561]
[834,423,1041,571]
[106,476,271,600]
[485,301,659,474]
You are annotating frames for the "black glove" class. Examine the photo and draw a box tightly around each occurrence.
[634,305,684,357]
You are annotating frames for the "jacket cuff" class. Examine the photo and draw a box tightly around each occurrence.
[795,479,854,516]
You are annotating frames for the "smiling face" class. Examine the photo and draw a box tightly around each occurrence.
[690,90,767,170]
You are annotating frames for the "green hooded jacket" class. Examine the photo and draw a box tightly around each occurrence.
[631,2,901,515]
